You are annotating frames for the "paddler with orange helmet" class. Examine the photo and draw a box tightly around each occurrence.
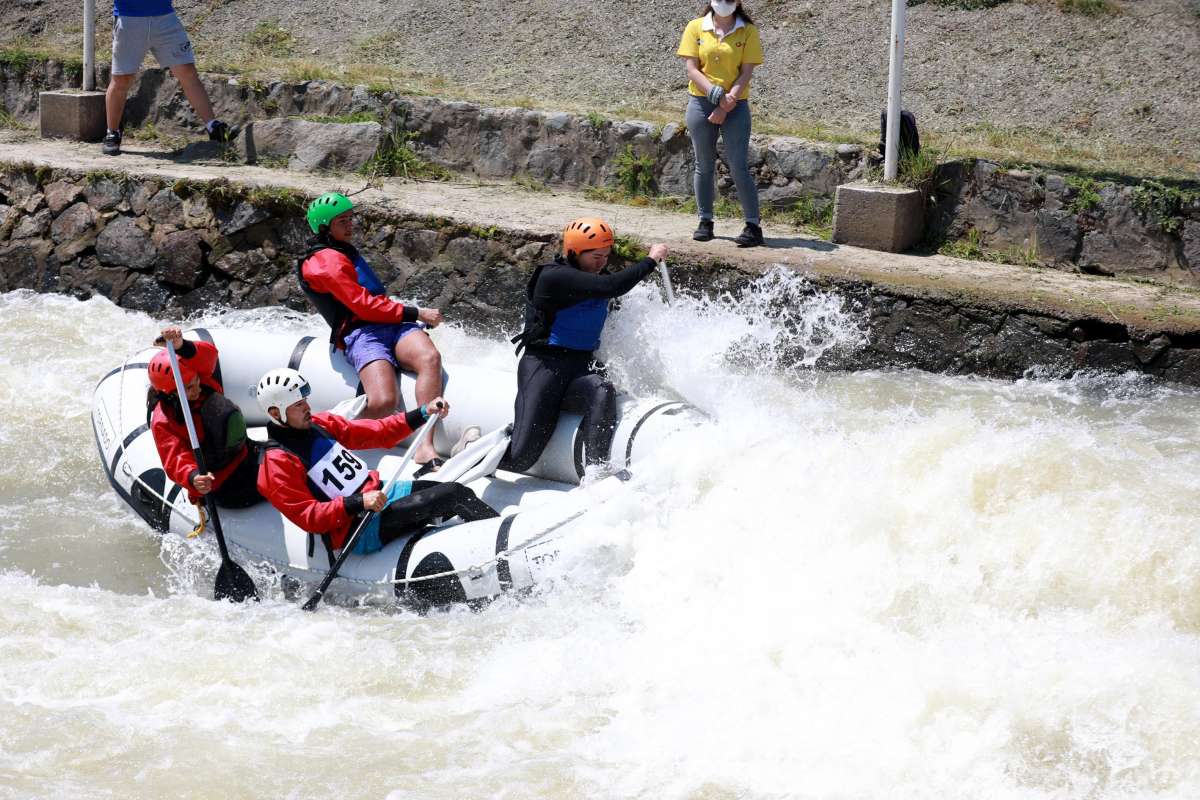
[504,218,669,473]
[146,326,262,509]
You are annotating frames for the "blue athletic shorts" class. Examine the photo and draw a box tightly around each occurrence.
[344,323,424,374]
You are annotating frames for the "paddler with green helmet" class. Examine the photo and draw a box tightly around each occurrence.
[298,192,448,475]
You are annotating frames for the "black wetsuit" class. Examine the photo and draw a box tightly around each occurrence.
[374,480,500,547]
[503,255,659,473]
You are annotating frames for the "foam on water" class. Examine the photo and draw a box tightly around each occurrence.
[2,281,1200,799]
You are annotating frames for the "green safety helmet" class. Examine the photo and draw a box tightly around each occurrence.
[306,192,354,233]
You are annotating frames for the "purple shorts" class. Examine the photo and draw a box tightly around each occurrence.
[344,323,424,373]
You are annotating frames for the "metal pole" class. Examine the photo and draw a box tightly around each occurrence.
[82,0,95,91]
[883,0,906,181]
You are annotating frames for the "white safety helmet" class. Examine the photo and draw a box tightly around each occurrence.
[257,367,311,421]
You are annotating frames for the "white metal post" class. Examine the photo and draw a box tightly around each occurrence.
[883,0,907,181]
[82,0,95,91]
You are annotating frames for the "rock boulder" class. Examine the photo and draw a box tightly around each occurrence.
[242,118,384,172]
[97,215,158,271]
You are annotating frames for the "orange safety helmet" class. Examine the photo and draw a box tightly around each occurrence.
[147,348,196,394]
[562,217,614,259]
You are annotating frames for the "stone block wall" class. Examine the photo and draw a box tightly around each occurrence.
[929,161,1200,286]
[0,164,551,329]
[4,162,1200,387]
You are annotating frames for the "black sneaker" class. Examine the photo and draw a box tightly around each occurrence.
[208,120,239,143]
[101,129,121,156]
[734,222,764,248]
[692,218,714,242]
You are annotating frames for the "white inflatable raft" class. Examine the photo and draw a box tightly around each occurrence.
[91,327,699,607]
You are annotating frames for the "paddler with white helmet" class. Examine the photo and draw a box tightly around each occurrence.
[255,368,497,558]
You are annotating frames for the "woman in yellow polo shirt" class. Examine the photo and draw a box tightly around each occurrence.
[677,1,764,247]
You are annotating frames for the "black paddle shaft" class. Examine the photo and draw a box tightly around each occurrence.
[164,341,257,603]
[300,508,378,612]
[190,444,258,603]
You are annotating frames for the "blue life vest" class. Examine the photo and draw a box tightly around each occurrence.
[547,298,610,351]
[353,255,387,295]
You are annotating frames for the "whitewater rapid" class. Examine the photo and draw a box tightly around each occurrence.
[2,277,1200,799]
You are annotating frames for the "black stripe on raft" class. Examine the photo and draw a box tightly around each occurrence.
[122,423,149,449]
[624,402,687,467]
[495,515,518,591]
[288,336,315,371]
[93,420,141,518]
[108,424,150,476]
[94,420,170,534]
[162,483,185,531]
[572,429,586,481]
[393,530,427,598]
[95,361,150,389]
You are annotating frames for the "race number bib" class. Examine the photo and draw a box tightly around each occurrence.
[307,443,370,499]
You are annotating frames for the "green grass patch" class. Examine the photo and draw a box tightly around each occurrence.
[864,146,944,190]
[245,184,310,214]
[938,228,1043,266]
[126,121,188,150]
[167,176,309,214]
[939,228,987,260]
[762,195,835,240]
[84,169,129,185]
[1056,0,1120,15]
[298,111,380,125]
[0,44,39,73]
[1066,175,1103,214]
[611,233,648,262]
[0,105,26,130]
[585,111,607,129]
[245,21,296,59]
[0,39,82,83]
[360,130,451,181]
[514,173,550,193]
[614,145,656,197]
[1132,180,1200,235]
[256,154,290,170]
[0,161,54,185]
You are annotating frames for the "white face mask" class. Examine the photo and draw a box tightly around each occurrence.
[711,0,738,18]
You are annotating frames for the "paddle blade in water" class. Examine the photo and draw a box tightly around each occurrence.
[215,560,259,603]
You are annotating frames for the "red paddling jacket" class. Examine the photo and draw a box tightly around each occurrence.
[258,409,425,550]
[298,237,419,349]
[149,341,250,504]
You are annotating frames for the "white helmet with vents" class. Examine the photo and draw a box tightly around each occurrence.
[256,367,311,420]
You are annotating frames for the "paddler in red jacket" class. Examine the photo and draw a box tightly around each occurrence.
[146,326,262,508]
[255,368,498,556]
[298,192,447,476]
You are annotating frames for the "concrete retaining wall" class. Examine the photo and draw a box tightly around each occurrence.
[3,162,1200,386]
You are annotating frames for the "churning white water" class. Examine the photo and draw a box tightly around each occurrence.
[3,275,1200,800]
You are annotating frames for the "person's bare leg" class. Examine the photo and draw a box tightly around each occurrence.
[358,360,398,420]
[105,73,136,131]
[168,62,214,125]
[393,332,443,464]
